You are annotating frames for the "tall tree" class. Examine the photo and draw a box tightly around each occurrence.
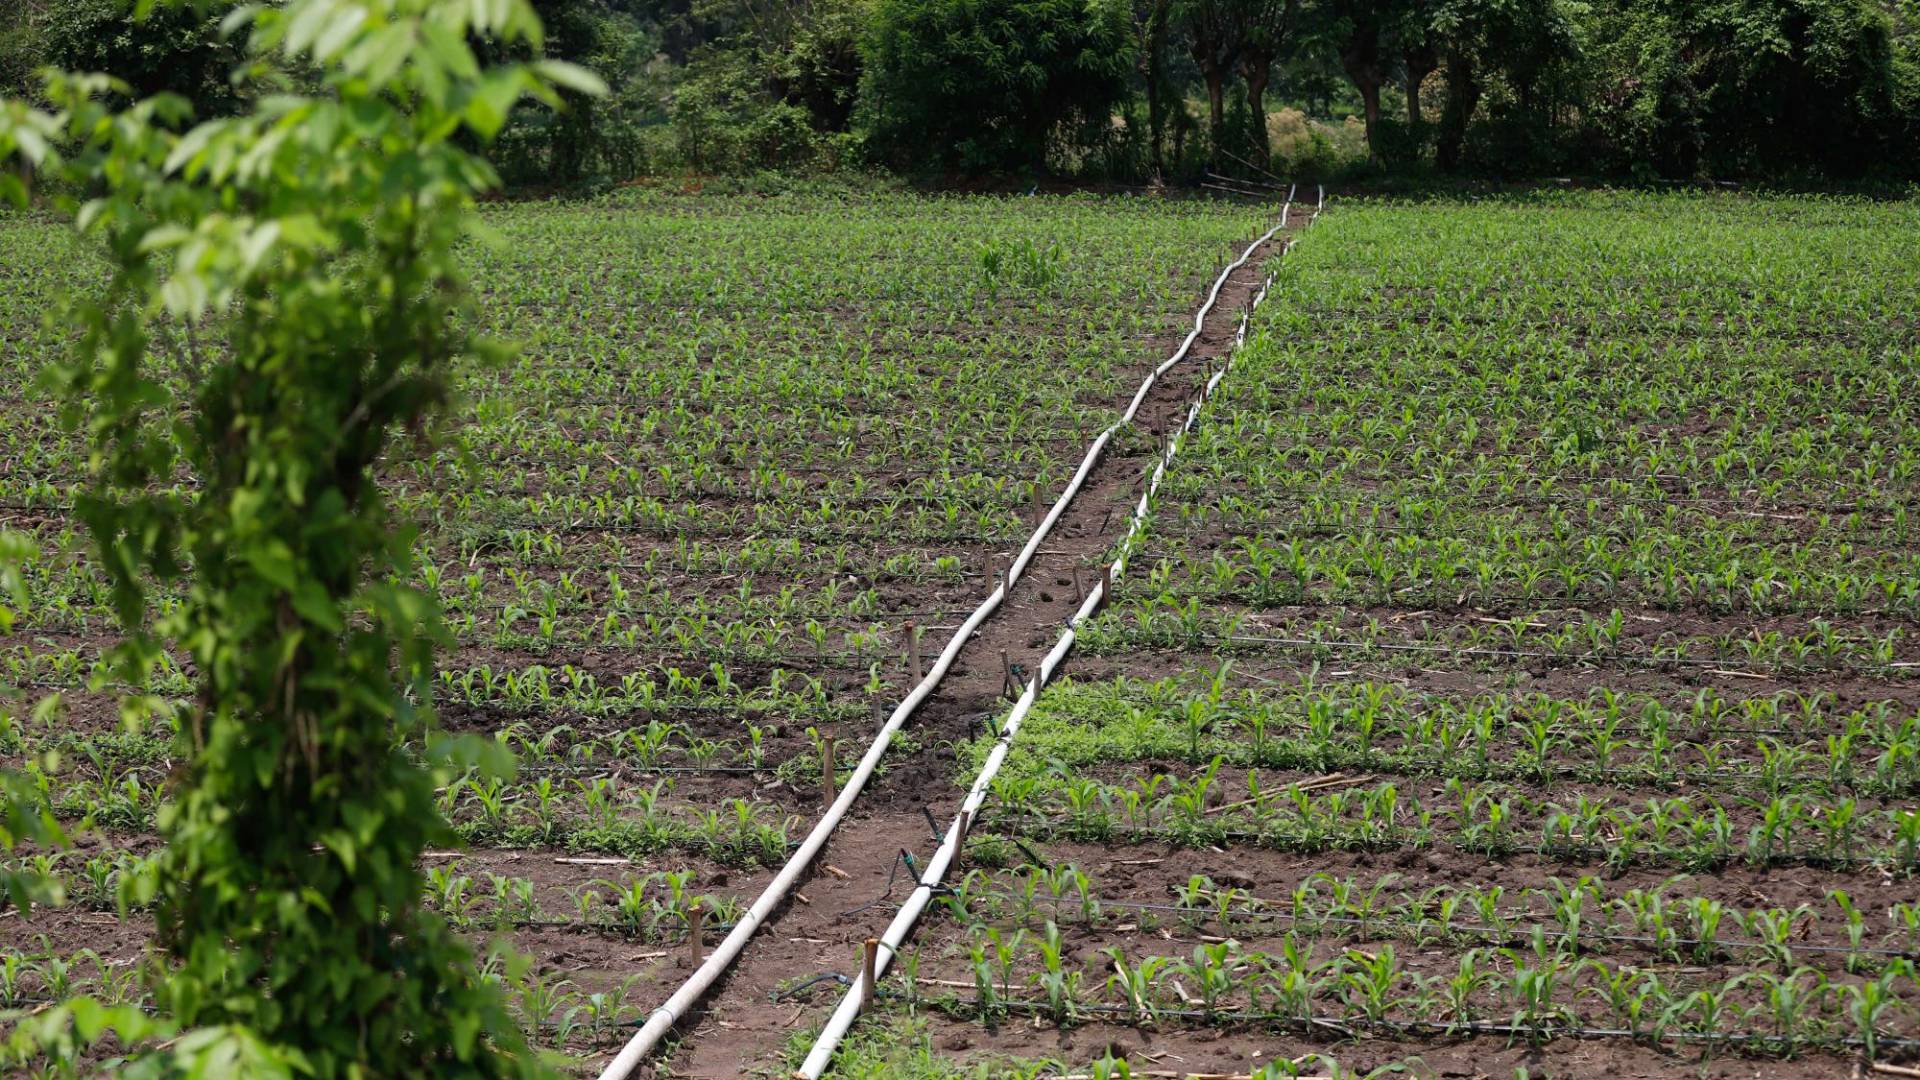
[1328,0,1392,159]
[1138,0,1179,173]
[1237,0,1299,164]
[860,0,1137,171]
[1398,1,1439,130]
[1429,0,1582,168]
[1179,0,1253,164]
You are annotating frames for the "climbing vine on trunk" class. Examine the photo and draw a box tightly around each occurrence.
[0,0,602,1074]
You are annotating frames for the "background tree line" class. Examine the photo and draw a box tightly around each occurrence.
[3,0,1916,184]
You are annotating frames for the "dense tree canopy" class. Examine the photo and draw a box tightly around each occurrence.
[857,0,1138,170]
[1,0,1914,181]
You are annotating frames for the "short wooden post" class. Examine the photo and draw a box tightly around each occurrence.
[687,903,705,967]
[820,736,837,803]
[860,938,879,1009]
[905,621,922,682]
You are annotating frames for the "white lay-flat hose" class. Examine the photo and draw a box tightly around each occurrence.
[595,187,1310,1080]
[792,187,1325,1079]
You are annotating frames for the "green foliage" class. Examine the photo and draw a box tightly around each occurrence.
[491,0,669,185]
[0,0,603,1074]
[858,0,1138,171]
[663,0,869,174]
[28,0,244,115]
[1585,0,1905,177]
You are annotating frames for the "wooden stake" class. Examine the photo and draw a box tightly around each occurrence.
[859,938,879,1009]
[1031,482,1045,526]
[687,903,705,967]
[820,736,837,803]
[905,621,922,682]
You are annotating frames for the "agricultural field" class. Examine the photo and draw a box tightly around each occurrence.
[0,190,1274,1069]
[6,184,1920,1080]
[810,193,1920,1078]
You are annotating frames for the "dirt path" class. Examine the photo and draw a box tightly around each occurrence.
[633,208,1303,1080]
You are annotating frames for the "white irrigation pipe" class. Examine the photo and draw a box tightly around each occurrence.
[793,187,1325,1080]
[594,190,1308,1080]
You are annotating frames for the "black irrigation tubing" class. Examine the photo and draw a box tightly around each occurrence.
[1127,633,1920,676]
[413,447,1097,483]
[1182,432,1920,484]
[1153,476,1920,517]
[5,604,989,629]
[1143,510,1918,543]
[0,467,1066,502]
[1282,304,1920,339]
[446,607,974,631]
[1013,680,1915,731]
[454,918,743,941]
[408,486,1046,515]
[0,473,1051,514]
[1008,706,1876,746]
[0,993,640,1039]
[5,501,1018,540]
[934,898,1920,962]
[446,516,1018,546]
[468,386,1137,419]
[2,624,908,671]
[442,700,862,721]
[1001,752,1920,800]
[770,972,851,1003]
[459,376,1141,409]
[5,673,869,704]
[451,649,897,671]
[973,816,1911,872]
[458,638,911,665]
[1093,580,1920,625]
[511,762,768,777]
[456,402,1120,437]
[894,995,1920,1052]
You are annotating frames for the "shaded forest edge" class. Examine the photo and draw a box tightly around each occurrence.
[3,0,1917,190]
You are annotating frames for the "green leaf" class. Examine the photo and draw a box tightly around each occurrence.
[243,539,299,591]
[534,59,609,98]
[463,70,524,140]
[290,580,343,632]
[163,122,221,175]
[344,24,413,88]
[313,5,370,62]
[320,830,356,873]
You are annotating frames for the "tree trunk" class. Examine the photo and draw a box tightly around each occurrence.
[1436,49,1480,171]
[1340,24,1385,162]
[1404,44,1438,129]
[1242,53,1272,165]
[1356,79,1381,158]
[1145,0,1171,174]
[1204,71,1227,167]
